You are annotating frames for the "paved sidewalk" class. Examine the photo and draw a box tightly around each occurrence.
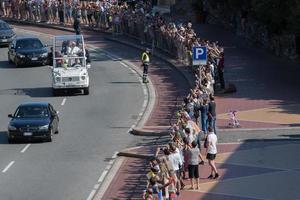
[192,24,300,129]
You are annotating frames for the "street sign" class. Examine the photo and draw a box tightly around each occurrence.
[192,46,207,66]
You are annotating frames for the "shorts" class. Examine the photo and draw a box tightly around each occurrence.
[188,164,199,179]
[206,153,216,160]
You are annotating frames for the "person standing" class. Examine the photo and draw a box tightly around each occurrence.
[188,141,201,190]
[206,126,219,179]
[199,99,209,134]
[208,94,217,134]
[141,48,151,83]
[217,52,225,89]
[73,16,81,35]
[58,0,64,24]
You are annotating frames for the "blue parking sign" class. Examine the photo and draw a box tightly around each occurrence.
[192,46,207,65]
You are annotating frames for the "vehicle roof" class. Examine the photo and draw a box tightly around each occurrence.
[54,35,83,41]
[19,102,50,107]
[15,36,41,41]
[0,20,7,23]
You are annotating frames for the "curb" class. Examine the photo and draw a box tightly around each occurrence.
[130,128,170,137]
[117,151,154,159]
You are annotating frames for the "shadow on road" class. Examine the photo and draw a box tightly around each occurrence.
[0,131,8,144]
[0,60,14,69]
[0,87,53,97]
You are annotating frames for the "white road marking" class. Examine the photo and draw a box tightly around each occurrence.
[2,161,15,173]
[86,189,97,200]
[143,100,147,108]
[112,152,118,159]
[94,184,100,190]
[20,144,31,153]
[97,170,108,183]
[61,98,66,106]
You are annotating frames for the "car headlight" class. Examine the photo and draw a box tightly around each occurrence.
[81,76,86,80]
[41,52,48,57]
[39,124,49,130]
[8,124,17,131]
[55,76,61,82]
[17,53,25,58]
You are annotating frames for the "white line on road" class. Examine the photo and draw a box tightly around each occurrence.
[112,152,118,159]
[98,170,108,183]
[2,161,15,173]
[20,144,31,153]
[61,98,66,106]
[86,189,97,200]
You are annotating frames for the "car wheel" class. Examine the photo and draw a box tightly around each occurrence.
[14,58,20,67]
[46,129,53,142]
[83,87,89,95]
[55,125,59,134]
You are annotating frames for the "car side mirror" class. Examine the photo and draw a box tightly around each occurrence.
[49,66,54,69]
[87,63,91,69]
[10,46,14,50]
[8,114,13,118]
[44,44,48,47]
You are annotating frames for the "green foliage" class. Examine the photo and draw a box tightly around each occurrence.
[206,0,300,34]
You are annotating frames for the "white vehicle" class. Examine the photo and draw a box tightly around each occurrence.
[51,35,90,96]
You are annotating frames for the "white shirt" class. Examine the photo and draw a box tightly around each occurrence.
[207,132,217,154]
[168,152,181,171]
[67,46,81,55]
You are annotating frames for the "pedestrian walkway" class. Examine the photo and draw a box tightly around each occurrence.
[178,140,300,200]
[193,24,300,130]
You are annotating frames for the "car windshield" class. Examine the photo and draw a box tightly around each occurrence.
[0,22,10,30]
[14,106,49,118]
[53,35,86,68]
[16,39,43,49]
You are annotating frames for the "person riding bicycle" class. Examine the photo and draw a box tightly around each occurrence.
[141,48,151,83]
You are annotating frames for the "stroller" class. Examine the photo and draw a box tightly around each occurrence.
[227,110,240,128]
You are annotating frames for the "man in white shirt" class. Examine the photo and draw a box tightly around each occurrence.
[67,41,82,55]
[206,126,219,179]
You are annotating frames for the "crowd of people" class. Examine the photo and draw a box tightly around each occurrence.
[0,0,225,85]
[143,66,221,199]
[0,1,225,199]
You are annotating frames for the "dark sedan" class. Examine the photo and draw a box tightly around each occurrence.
[0,20,16,46]
[8,37,49,67]
[7,102,59,143]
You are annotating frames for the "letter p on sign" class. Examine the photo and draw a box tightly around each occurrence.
[192,46,207,66]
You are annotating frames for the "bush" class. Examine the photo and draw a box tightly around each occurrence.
[203,0,300,34]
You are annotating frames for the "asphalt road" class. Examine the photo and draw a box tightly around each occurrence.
[0,28,145,200]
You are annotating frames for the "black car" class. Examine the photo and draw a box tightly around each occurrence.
[7,102,59,143]
[8,37,49,67]
[0,20,16,46]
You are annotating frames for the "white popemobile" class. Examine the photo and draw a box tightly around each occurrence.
[51,35,90,96]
